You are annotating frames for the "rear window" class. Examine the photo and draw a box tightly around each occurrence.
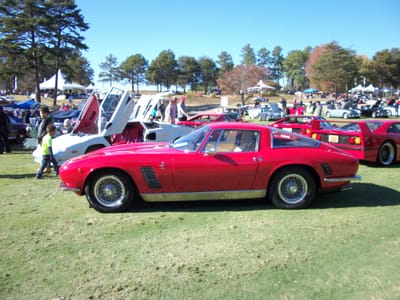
[271,128,320,148]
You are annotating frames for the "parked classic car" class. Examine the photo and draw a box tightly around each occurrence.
[360,100,390,118]
[59,122,360,213]
[8,115,29,143]
[259,102,286,121]
[270,115,333,135]
[33,88,192,165]
[308,120,400,166]
[325,101,361,119]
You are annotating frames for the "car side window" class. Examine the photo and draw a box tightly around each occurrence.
[204,129,259,153]
[387,124,400,133]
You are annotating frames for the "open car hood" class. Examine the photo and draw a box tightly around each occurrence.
[72,87,134,136]
[72,93,99,134]
[129,93,169,121]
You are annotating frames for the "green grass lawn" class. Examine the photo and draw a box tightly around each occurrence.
[0,144,399,299]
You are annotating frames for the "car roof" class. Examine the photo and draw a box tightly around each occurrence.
[206,122,268,131]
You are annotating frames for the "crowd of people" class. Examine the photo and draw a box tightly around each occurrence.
[150,96,189,124]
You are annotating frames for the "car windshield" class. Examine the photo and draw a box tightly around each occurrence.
[271,128,320,148]
[170,125,211,152]
[100,87,124,131]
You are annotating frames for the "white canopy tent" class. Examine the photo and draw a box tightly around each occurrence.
[248,80,275,92]
[349,84,364,93]
[39,70,85,90]
[363,84,377,93]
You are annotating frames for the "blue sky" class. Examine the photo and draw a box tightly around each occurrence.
[74,0,399,87]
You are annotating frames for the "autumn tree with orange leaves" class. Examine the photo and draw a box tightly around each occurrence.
[217,65,273,105]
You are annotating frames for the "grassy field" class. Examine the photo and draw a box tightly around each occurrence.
[1,140,400,299]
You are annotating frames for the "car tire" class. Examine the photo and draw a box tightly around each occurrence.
[377,141,396,166]
[343,113,348,119]
[372,111,377,118]
[268,167,316,209]
[85,169,136,213]
[16,129,27,143]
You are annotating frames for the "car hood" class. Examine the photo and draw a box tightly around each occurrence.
[72,93,99,134]
[63,142,173,164]
[72,88,134,136]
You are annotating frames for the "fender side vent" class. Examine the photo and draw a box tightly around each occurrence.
[140,166,162,189]
[320,163,332,175]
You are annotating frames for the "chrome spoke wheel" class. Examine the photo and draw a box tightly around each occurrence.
[277,173,308,204]
[93,175,126,208]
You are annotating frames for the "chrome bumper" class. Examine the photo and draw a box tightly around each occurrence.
[323,175,362,183]
[60,182,81,193]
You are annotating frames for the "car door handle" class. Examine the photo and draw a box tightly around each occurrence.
[253,156,262,162]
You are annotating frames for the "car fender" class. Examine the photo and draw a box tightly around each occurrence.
[52,134,110,164]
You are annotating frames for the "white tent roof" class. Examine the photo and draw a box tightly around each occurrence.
[39,70,85,90]
[350,84,364,93]
[255,80,275,90]
[364,84,377,93]
[248,80,275,92]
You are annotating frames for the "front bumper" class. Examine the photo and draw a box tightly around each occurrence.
[60,182,81,193]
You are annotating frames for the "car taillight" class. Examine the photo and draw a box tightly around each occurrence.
[312,133,321,140]
[348,136,361,144]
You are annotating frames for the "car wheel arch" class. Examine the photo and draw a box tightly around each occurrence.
[377,140,397,166]
[266,164,321,209]
[84,167,138,194]
[83,167,142,212]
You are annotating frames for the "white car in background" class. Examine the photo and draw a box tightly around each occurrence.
[33,88,192,165]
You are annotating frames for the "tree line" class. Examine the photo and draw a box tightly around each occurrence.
[1,1,399,106]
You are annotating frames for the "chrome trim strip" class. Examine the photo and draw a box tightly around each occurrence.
[323,175,361,183]
[141,190,266,202]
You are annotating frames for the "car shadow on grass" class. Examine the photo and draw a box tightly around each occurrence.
[128,182,400,213]
[129,198,274,213]
[311,182,400,209]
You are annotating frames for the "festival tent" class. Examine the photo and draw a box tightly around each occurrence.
[363,84,377,93]
[256,80,275,90]
[248,80,275,92]
[349,84,364,93]
[39,70,85,90]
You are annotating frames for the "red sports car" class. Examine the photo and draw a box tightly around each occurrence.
[177,112,242,128]
[271,115,333,135]
[59,122,360,213]
[308,120,400,166]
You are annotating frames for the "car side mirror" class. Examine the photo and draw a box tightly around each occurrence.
[204,148,216,156]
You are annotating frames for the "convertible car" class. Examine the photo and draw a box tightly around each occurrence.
[59,122,360,213]
[324,101,361,119]
[308,120,400,166]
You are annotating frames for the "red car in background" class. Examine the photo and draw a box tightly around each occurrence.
[177,112,242,128]
[271,115,332,135]
[308,120,400,166]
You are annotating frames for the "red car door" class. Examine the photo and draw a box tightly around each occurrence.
[172,129,261,192]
